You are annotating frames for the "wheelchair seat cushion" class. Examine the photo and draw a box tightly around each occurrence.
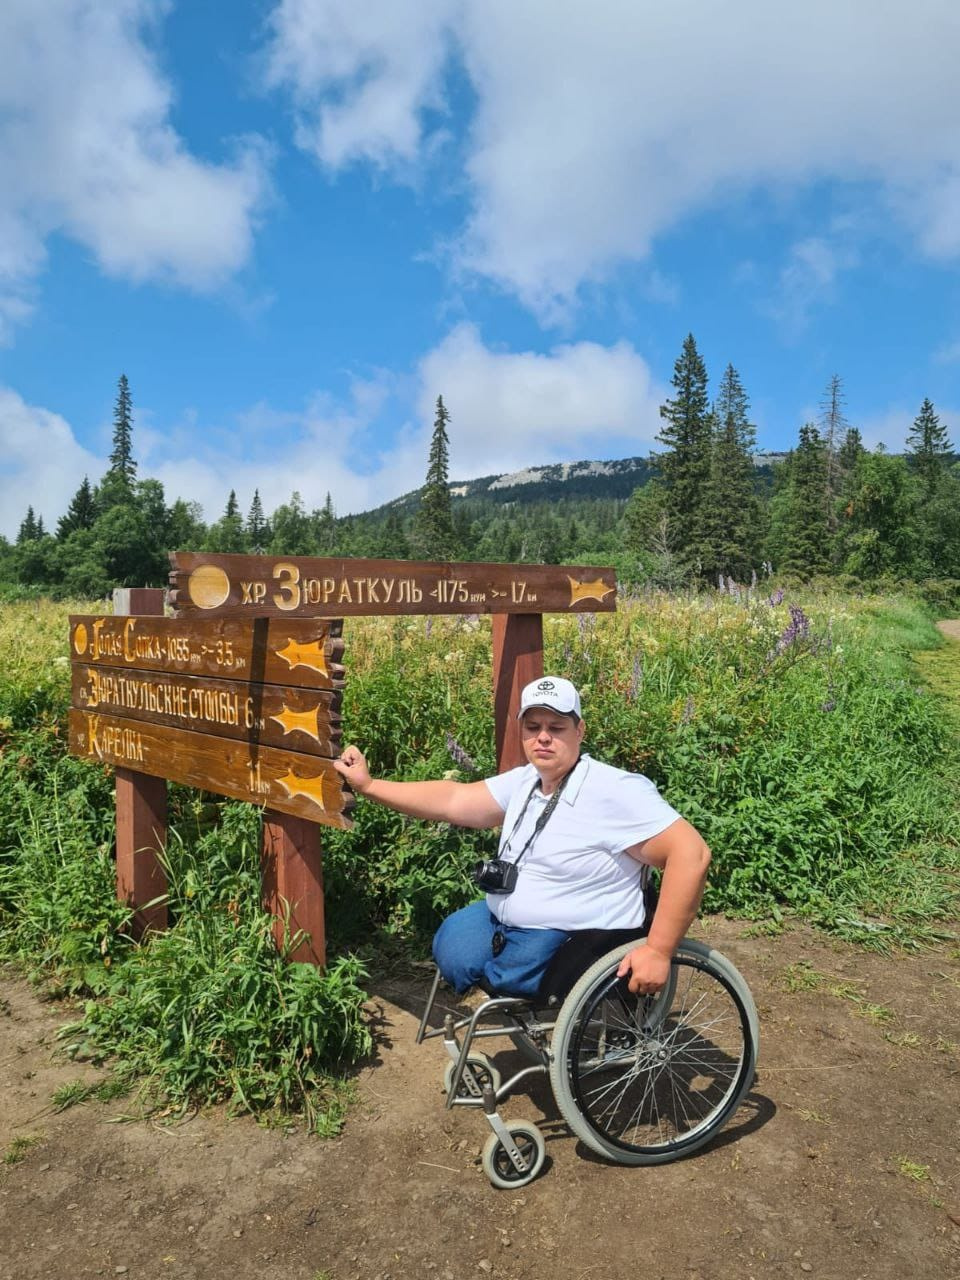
[533,927,649,1006]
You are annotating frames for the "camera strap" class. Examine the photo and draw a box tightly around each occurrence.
[500,756,581,871]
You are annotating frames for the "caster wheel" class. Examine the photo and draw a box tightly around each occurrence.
[443,1053,502,1100]
[481,1121,546,1189]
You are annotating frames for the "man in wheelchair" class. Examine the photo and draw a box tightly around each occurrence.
[333,675,711,1002]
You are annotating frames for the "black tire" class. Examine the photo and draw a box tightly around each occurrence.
[443,1053,502,1100]
[550,939,758,1165]
[481,1121,546,1189]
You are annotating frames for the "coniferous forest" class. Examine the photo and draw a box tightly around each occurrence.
[4,340,958,604]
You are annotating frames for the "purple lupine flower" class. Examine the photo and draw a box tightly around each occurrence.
[446,733,477,772]
[750,568,758,590]
[681,695,695,724]
[718,574,726,593]
[776,604,811,653]
[768,587,785,607]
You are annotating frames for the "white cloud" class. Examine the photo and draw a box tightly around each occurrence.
[262,0,960,316]
[767,236,860,336]
[0,388,103,538]
[0,0,269,339]
[264,0,457,171]
[417,323,663,474]
[150,328,665,522]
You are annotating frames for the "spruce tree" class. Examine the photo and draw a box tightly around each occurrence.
[205,490,246,553]
[906,398,953,499]
[376,507,410,559]
[656,335,712,569]
[837,427,865,488]
[700,364,760,580]
[17,507,39,543]
[412,395,457,559]
[247,489,268,552]
[315,492,336,552]
[109,374,137,483]
[57,476,97,540]
[780,424,831,577]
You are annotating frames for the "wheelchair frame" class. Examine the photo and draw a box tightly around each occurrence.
[416,936,759,1189]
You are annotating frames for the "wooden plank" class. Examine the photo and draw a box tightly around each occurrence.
[168,552,617,619]
[115,768,168,937]
[111,587,168,939]
[71,663,341,757]
[261,812,325,966]
[69,710,354,830]
[492,614,545,772]
[68,614,344,688]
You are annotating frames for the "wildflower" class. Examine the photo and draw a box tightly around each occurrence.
[750,569,758,590]
[776,604,811,653]
[446,733,477,772]
[681,695,695,724]
[768,588,785,607]
[718,575,725,593]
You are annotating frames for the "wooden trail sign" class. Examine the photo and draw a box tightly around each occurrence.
[69,614,344,687]
[82,556,617,970]
[169,552,617,619]
[71,666,341,756]
[69,711,352,828]
[68,613,352,828]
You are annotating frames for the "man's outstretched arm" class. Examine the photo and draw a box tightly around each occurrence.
[333,744,505,829]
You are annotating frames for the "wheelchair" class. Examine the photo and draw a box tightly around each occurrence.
[416,927,759,1189]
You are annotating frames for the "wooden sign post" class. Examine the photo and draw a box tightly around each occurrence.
[70,555,616,969]
[168,553,616,771]
[69,610,351,963]
[110,588,168,938]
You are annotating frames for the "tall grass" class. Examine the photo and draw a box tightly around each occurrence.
[0,586,958,1126]
[323,587,960,950]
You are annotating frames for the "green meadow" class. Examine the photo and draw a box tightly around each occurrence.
[1,587,958,1129]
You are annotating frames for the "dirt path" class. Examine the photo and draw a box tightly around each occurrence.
[2,919,959,1280]
[937,620,960,642]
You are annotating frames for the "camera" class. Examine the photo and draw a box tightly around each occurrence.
[471,858,519,894]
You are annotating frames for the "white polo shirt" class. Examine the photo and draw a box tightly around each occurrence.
[482,754,681,931]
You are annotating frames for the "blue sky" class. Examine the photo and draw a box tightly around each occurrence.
[2,0,959,539]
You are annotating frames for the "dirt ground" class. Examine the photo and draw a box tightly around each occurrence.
[2,918,959,1280]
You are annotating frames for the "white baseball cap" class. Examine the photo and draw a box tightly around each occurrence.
[517,676,582,720]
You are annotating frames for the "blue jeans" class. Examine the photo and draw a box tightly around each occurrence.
[432,900,571,998]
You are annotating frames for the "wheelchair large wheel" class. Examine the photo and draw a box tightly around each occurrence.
[550,939,758,1166]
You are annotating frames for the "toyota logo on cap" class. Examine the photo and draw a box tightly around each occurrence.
[517,675,582,719]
